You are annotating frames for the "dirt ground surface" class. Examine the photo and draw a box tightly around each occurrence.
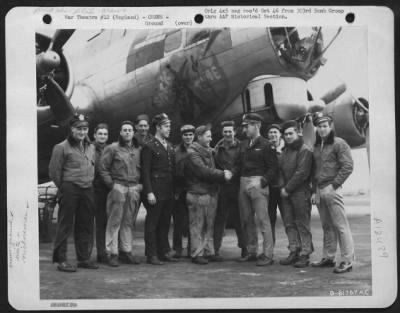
[39,196,371,299]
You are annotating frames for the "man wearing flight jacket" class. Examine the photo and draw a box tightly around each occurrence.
[311,112,355,274]
[184,125,229,265]
[278,120,314,268]
[100,120,142,267]
[49,114,97,272]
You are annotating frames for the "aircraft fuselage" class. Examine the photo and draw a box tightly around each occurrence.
[38,27,323,181]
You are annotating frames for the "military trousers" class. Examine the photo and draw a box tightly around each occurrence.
[214,183,247,253]
[52,182,95,263]
[94,188,108,257]
[316,187,355,262]
[281,189,313,256]
[268,186,283,245]
[105,183,141,255]
[172,190,190,253]
[239,176,274,258]
[186,192,218,258]
[144,198,174,257]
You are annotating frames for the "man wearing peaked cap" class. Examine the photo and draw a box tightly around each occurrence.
[313,112,333,126]
[70,113,90,128]
[311,111,355,274]
[241,113,264,125]
[238,112,279,266]
[172,124,196,258]
[141,113,177,265]
[152,113,171,127]
[49,113,98,272]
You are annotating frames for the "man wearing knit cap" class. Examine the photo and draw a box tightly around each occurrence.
[49,113,98,272]
[185,125,230,264]
[100,120,142,267]
[141,113,177,265]
[266,123,285,245]
[237,113,279,266]
[172,124,195,258]
[134,114,153,147]
[278,120,314,268]
[311,112,355,274]
[214,120,247,261]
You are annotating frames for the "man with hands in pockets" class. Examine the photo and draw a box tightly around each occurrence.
[237,113,279,266]
[100,120,142,267]
[310,112,355,274]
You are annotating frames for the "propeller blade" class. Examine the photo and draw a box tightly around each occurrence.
[320,83,347,104]
[37,106,54,126]
[36,33,52,53]
[301,115,316,148]
[48,29,75,52]
[44,76,75,126]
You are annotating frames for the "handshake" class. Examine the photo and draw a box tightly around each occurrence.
[223,170,233,181]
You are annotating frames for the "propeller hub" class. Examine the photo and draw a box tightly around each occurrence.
[36,51,61,75]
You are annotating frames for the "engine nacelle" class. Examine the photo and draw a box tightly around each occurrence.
[323,92,367,148]
[243,76,313,121]
[241,75,368,149]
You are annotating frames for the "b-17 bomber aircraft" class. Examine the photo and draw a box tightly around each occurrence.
[36,27,369,182]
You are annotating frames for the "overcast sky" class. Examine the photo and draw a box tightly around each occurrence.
[308,26,368,99]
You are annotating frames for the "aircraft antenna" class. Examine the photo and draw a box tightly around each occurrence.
[306,27,342,73]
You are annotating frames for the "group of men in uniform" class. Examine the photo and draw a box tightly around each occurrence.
[48,111,355,274]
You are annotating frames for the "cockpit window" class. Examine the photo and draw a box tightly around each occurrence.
[164,30,182,53]
[270,27,325,75]
[186,28,212,46]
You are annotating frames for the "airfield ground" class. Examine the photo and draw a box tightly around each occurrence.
[39,195,371,300]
